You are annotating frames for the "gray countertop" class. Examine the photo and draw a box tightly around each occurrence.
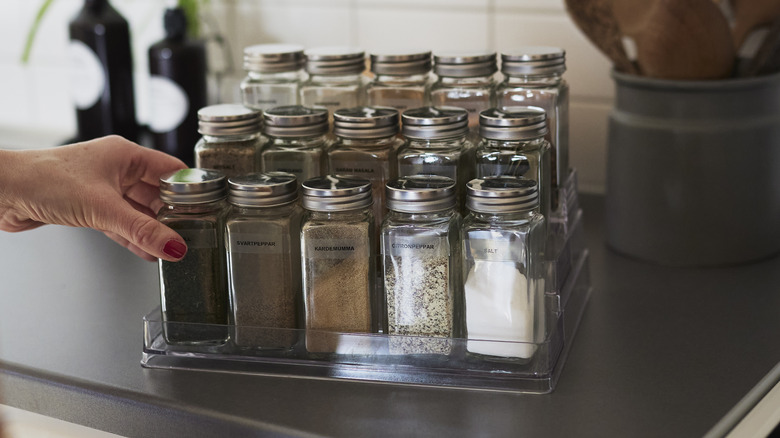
[2,194,779,437]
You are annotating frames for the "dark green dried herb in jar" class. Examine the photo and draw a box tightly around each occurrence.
[158,168,230,345]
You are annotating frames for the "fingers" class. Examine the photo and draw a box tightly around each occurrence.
[105,201,188,262]
[123,184,162,216]
[126,142,188,187]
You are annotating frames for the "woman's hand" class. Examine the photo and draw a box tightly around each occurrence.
[0,135,189,262]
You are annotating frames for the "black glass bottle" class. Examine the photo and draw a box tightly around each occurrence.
[68,0,138,142]
[148,7,208,166]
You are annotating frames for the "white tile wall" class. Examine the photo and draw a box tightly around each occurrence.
[0,0,615,193]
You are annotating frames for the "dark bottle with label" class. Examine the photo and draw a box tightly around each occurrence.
[148,7,208,166]
[68,0,138,142]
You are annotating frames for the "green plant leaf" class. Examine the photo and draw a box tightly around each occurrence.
[21,0,55,64]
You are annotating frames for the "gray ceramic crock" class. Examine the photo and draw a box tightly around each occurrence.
[606,71,780,266]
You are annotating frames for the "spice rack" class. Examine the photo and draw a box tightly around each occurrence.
[142,170,592,394]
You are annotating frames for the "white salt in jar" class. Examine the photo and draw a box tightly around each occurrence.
[461,176,546,361]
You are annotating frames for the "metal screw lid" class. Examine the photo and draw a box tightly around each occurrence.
[370,50,432,76]
[386,175,456,213]
[333,107,399,139]
[501,47,566,76]
[243,43,305,73]
[301,175,373,212]
[466,176,539,213]
[198,104,262,136]
[433,51,497,78]
[401,106,469,140]
[262,105,329,138]
[160,168,227,205]
[304,47,365,75]
[479,106,548,141]
[228,172,298,207]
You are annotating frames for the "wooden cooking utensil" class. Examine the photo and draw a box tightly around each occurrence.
[613,0,736,79]
[564,0,639,74]
[732,0,780,51]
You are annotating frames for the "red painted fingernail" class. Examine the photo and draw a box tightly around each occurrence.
[163,240,187,259]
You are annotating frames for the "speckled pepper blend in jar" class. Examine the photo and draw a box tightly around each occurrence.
[381,175,462,355]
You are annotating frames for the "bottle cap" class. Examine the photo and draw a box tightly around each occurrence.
[478,107,548,141]
[333,107,399,139]
[197,104,262,136]
[301,175,373,212]
[386,175,456,213]
[160,168,227,204]
[243,44,305,73]
[433,51,497,78]
[304,47,365,75]
[501,47,566,76]
[262,105,329,138]
[228,172,298,207]
[466,176,539,213]
[401,106,469,140]
[370,50,431,76]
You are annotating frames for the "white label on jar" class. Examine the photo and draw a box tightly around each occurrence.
[176,228,217,249]
[383,234,447,258]
[148,75,189,133]
[465,234,516,262]
[229,233,284,255]
[306,238,367,260]
[331,160,383,179]
[69,40,106,109]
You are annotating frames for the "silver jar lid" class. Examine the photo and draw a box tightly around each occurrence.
[263,105,329,138]
[198,104,262,136]
[386,175,456,213]
[228,172,298,207]
[304,47,365,75]
[479,107,548,141]
[301,175,373,212]
[466,176,538,213]
[160,168,227,205]
[243,43,306,73]
[501,47,566,76]
[433,51,497,78]
[401,106,469,140]
[370,50,431,76]
[334,107,399,139]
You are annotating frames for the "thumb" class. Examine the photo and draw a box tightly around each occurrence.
[110,206,188,262]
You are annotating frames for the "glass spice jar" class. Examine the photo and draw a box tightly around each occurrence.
[461,176,546,362]
[157,168,230,345]
[300,47,366,120]
[366,50,431,114]
[240,43,306,113]
[329,106,402,226]
[381,175,462,355]
[476,107,552,221]
[497,47,569,209]
[194,104,265,179]
[261,105,330,184]
[429,51,497,136]
[300,176,376,354]
[225,172,303,350]
[397,106,475,214]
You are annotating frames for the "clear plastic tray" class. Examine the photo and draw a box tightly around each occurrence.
[142,247,590,394]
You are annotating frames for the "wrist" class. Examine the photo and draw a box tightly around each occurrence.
[0,149,23,208]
